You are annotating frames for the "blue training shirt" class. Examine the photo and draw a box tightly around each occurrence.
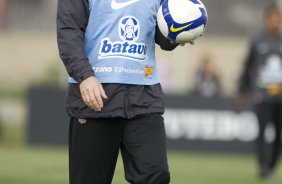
[68,0,161,85]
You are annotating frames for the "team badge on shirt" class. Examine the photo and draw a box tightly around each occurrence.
[119,16,139,42]
[98,16,148,61]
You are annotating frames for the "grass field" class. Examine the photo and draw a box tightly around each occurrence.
[0,146,281,184]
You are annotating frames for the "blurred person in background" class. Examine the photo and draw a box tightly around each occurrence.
[192,54,222,97]
[238,3,282,179]
[0,0,10,29]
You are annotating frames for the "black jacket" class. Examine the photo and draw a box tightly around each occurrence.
[57,0,177,118]
[238,31,282,103]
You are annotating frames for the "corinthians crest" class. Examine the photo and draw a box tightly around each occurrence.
[119,16,140,42]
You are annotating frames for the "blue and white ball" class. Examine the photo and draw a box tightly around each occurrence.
[157,0,208,44]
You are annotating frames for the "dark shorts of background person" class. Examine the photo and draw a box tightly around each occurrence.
[69,113,170,184]
[254,102,282,175]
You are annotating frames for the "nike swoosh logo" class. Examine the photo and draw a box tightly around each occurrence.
[170,23,193,33]
[111,0,140,10]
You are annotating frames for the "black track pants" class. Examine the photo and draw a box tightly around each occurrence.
[69,113,170,184]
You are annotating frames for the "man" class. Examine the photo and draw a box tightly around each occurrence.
[192,54,222,97]
[238,4,282,179]
[57,0,181,183]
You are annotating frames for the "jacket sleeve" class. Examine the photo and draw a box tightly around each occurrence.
[155,0,178,51]
[155,26,178,51]
[238,42,256,94]
[57,0,94,83]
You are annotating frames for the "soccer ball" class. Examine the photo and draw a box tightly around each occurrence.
[157,0,208,44]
